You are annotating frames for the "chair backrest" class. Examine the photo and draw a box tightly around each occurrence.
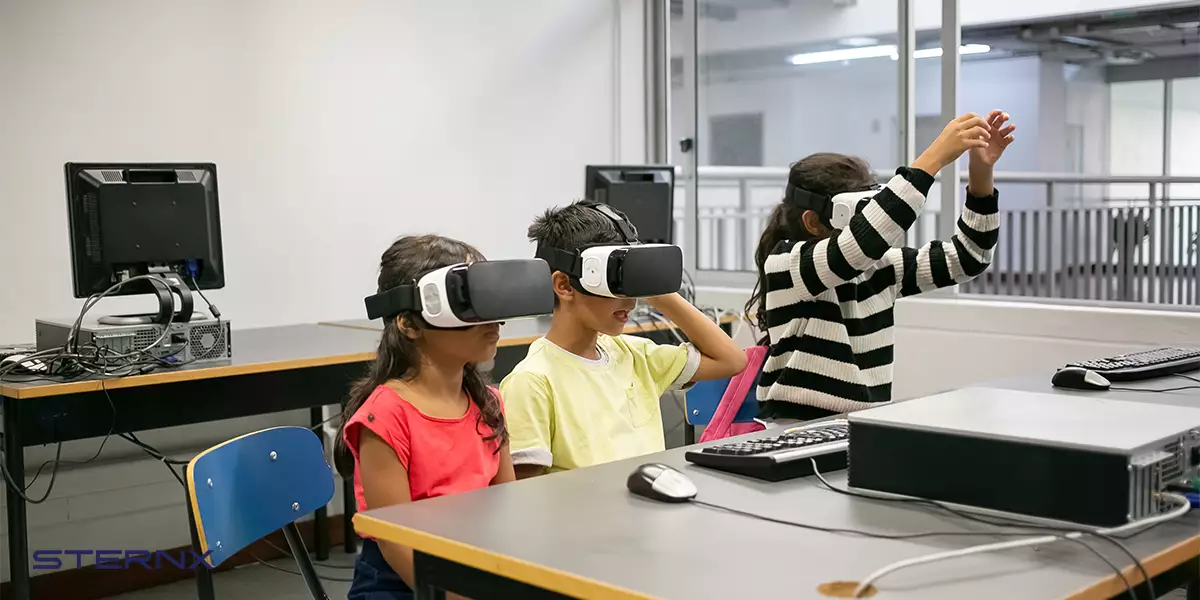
[186,426,335,567]
[698,346,768,443]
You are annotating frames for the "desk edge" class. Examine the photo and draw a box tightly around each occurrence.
[0,352,376,399]
[352,513,657,600]
[1065,532,1200,600]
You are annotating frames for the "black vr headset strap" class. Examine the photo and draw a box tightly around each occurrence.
[364,283,420,320]
[591,204,639,244]
[535,244,582,277]
[784,183,834,222]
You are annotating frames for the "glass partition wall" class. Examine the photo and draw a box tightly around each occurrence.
[664,0,1200,307]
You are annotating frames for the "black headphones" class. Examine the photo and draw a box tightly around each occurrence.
[147,274,194,324]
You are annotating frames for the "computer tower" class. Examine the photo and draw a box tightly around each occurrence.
[847,388,1200,527]
[36,316,232,365]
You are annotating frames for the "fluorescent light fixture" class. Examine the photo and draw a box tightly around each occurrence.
[789,43,989,66]
[789,45,897,65]
[839,36,879,47]
[911,44,991,59]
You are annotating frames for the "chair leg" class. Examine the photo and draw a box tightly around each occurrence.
[284,522,331,600]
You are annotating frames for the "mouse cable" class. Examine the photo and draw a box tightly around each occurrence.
[807,459,1154,600]
[1110,384,1200,393]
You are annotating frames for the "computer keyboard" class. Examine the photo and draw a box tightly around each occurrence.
[684,420,849,482]
[1066,347,1200,382]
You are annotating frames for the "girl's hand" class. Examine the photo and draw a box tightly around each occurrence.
[912,113,991,175]
[970,110,1016,167]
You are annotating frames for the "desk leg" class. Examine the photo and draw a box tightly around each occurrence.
[310,407,330,560]
[343,476,358,553]
[3,397,31,600]
[413,551,447,600]
[412,550,572,599]
[1186,558,1199,600]
[186,489,215,600]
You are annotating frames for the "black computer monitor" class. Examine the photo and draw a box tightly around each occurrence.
[585,165,675,244]
[64,163,224,299]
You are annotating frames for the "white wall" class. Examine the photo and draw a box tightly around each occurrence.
[0,0,646,343]
[0,0,645,581]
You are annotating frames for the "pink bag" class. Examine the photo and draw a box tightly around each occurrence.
[698,346,767,443]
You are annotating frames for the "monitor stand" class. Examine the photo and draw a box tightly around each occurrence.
[97,270,197,326]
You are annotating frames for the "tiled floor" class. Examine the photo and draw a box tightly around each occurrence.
[107,551,357,600]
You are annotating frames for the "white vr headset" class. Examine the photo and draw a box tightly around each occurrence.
[364,260,554,329]
[785,183,882,230]
[536,203,683,298]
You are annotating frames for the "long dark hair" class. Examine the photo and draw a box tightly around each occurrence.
[744,153,876,343]
[334,235,508,477]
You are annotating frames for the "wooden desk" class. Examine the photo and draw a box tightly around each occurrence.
[1,324,382,600]
[354,388,1200,600]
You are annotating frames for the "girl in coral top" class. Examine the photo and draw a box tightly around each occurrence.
[335,234,515,600]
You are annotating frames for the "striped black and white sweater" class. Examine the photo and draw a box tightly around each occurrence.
[758,167,999,421]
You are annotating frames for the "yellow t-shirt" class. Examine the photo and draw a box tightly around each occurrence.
[500,334,700,472]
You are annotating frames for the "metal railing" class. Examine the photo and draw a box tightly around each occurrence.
[677,167,1200,306]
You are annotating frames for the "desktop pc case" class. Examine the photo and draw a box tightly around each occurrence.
[36,316,232,365]
[847,388,1200,527]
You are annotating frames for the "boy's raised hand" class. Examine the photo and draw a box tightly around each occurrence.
[970,110,1016,167]
[912,112,991,175]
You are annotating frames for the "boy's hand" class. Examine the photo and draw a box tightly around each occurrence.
[969,110,1015,167]
[912,113,991,175]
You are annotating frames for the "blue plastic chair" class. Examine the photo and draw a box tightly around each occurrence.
[684,360,763,428]
[186,426,335,600]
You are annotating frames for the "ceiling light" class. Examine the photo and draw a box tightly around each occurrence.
[839,36,879,47]
[788,43,991,67]
[789,44,897,65]
[910,44,992,59]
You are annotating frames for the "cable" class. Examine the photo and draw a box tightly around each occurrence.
[0,440,62,504]
[262,538,356,570]
[808,460,1152,600]
[850,494,1191,598]
[243,551,354,583]
[0,379,119,503]
[189,275,221,321]
[1111,384,1200,393]
[1172,373,1200,384]
[0,274,191,384]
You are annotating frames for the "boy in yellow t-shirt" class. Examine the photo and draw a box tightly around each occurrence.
[501,201,746,477]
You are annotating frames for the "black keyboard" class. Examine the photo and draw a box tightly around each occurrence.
[1067,347,1200,382]
[684,420,849,482]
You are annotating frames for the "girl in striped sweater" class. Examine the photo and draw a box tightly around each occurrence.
[747,111,1016,421]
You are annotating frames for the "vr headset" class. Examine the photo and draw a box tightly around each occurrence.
[363,260,554,329]
[785,183,882,230]
[535,204,683,298]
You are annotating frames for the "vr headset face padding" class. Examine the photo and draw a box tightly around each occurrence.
[608,245,683,298]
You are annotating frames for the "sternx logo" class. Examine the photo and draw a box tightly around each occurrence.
[33,549,214,570]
